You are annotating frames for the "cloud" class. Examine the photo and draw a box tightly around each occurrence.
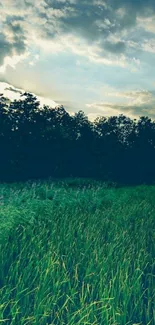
[86,102,155,119]
[102,89,153,104]
[0,33,12,65]
[0,0,155,71]
[86,89,155,119]
[102,40,126,54]
[137,15,155,34]
[0,53,29,73]
[0,82,24,101]
[86,102,127,118]
[0,10,28,71]
[0,81,58,107]
[5,86,22,94]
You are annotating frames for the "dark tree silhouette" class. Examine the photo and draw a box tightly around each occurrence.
[0,92,155,184]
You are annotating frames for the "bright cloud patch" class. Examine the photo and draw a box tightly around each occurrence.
[0,82,58,108]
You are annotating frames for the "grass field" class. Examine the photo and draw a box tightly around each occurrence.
[0,179,154,325]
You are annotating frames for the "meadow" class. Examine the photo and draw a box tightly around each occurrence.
[0,179,154,325]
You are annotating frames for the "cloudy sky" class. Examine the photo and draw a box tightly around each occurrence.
[1,0,155,120]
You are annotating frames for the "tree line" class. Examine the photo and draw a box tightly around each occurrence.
[0,92,155,184]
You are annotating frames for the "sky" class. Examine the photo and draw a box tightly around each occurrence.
[1,0,155,120]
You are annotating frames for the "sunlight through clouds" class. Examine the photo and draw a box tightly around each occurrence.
[0,0,155,117]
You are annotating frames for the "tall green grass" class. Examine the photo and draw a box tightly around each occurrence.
[0,180,154,324]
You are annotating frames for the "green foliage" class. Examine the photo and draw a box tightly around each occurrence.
[0,180,154,324]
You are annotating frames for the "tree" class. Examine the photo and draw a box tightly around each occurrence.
[0,92,155,184]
